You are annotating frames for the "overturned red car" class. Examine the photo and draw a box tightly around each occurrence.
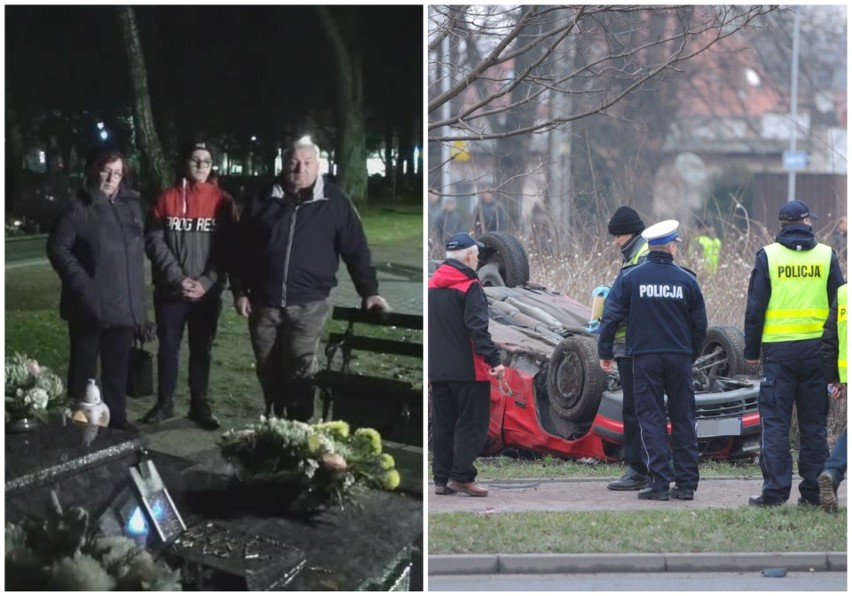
[432,231,762,462]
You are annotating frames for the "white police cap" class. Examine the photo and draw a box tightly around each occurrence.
[642,220,681,246]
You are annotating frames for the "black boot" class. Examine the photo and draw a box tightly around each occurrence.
[141,395,175,424]
[188,399,220,430]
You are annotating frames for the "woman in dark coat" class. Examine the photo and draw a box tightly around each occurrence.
[47,151,147,431]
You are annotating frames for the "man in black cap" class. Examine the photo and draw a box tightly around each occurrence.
[604,206,650,491]
[429,233,504,497]
[744,199,844,507]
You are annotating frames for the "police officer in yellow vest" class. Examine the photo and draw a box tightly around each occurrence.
[605,206,651,491]
[818,283,846,512]
[695,220,721,275]
[744,200,845,507]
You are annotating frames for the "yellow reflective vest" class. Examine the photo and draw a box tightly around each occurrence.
[838,284,847,383]
[614,240,649,341]
[762,242,833,342]
[697,234,721,274]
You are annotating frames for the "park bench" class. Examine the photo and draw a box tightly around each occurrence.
[316,306,423,445]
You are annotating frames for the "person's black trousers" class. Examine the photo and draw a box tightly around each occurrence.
[758,340,829,503]
[155,298,222,404]
[634,353,700,492]
[617,356,648,478]
[431,380,491,484]
[67,321,134,425]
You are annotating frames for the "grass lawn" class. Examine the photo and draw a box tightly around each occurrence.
[467,454,762,479]
[5,205,423,433]
[429,508,847,554]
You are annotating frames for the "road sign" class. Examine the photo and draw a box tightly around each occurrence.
[783,150,808,171]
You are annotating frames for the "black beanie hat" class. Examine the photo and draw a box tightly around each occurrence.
[608,206,645,235]
[181,140,215,162]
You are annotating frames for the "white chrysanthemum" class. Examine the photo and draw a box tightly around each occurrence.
[302,458,319,479]
[25,388,49,410]
[49,554,116,591]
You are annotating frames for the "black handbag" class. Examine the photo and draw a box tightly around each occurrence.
[127,339,154,398]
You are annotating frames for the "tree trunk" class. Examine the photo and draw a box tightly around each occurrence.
[316,7,368,205]
[117,6,170,192]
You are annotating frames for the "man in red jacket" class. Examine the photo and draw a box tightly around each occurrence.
[429,233,504,497]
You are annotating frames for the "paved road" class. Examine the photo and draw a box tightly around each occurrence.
[328,237,423,315]
[429,571,848,591]
[428,476,848,513]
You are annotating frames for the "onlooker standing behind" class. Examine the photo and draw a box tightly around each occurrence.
[744,200,844,507]
[694,220,721,275]
[434,196,464,244]
[831,215,847,261]
[142,141,235,430]
[473,190,507,233]
[429,233,504,497]
[818,283,847,513]
[603,206,650,492]
[599,220,707,501]
[230,137,390,421]
[47,151,146,432]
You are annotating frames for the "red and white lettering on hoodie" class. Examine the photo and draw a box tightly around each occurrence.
[145,179,232,298]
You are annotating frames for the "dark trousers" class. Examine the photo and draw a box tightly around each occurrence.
[617,357,648,477]
[823,430,847,490]
[155,298,222,404]
[634,353,699,492]
[67,321,134,426]
[431,381,491,484]
[758,341,829,503]
[248,300,330,421]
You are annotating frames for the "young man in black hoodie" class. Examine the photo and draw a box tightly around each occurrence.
[744,200,844,507]
[429,233,504,497]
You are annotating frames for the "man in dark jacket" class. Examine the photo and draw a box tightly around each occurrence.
[599,220,707,501]
[604,206,650,492]
[818,283,846,512]
[47,151,147,432]
[230,137,390,421]
[744,200,844,507]
[429,233,504,497]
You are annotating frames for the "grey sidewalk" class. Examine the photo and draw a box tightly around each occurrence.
[428,476,848,513]
[429,477,847,575]
[329,237,424,315]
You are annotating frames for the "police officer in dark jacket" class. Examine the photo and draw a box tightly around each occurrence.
[47,151,147,431]
[429,233,504,497]
[599,220,707,501]
[744,200,844,507]
[230,137,390,421]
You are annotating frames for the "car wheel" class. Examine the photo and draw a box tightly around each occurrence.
[546,335,605,422]
[477,231,530,287]
[696,326,747,378]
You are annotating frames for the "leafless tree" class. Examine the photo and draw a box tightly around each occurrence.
[428,5,778,233]
[117,6,170,191]
[316,7,369,205]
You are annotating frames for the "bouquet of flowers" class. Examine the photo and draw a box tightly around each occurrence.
[219,418,401,510]
[5,353,66,423]
[5,491,181,591]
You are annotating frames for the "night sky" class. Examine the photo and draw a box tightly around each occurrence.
[6,5,423,147]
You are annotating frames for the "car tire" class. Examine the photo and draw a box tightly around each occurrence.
[699,326,748,377]
[546,335,605,422]
[477,231,530,287]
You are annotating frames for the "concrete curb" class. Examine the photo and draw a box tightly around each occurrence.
[428,552,848,575]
